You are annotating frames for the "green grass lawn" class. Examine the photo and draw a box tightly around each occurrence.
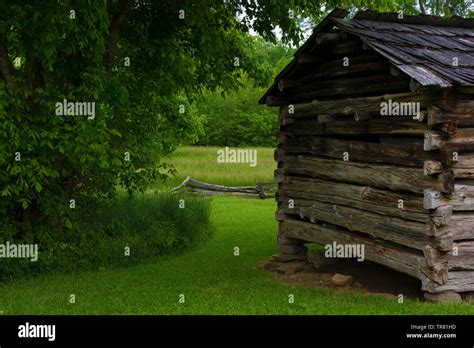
[156,146,275,189]
[1,195,473,315]
[1,146,473,314]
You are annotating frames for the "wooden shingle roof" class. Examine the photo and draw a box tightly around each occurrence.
[259,9,474,104]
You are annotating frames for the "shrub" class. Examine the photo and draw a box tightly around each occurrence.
[0,193,212,282]
[196,76,279,147]
[195,39,293,148]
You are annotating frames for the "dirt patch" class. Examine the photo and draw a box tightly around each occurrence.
[257,258,424,300]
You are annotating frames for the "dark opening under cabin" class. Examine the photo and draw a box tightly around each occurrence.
[260,9,474,301]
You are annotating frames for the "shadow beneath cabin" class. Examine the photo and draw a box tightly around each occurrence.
[263,257,424,300]
[317,259,424,300]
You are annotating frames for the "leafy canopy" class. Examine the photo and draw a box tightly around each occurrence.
[0,0,471,229]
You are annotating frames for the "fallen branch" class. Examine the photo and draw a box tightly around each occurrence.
[170,177,276,199]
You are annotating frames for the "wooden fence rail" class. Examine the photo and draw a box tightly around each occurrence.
[171,176,276,199]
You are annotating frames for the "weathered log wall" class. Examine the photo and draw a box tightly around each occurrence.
[268,36,474,297]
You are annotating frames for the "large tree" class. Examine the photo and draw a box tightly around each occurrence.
[0,0,471,230]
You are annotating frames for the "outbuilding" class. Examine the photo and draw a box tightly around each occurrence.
[260,9,474,301]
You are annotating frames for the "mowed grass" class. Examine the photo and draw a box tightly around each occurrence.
[157,146,275,189]
[0,195,473,315]
[1,146,473,314]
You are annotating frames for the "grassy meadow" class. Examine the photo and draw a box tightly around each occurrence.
[156,146,275,189]
[1,146,473,314]
[1,194,473,314]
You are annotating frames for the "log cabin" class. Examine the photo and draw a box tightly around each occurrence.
[260,9,474,302]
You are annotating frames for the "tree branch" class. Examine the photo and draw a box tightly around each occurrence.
[418,0,426,15]
[104,0,134,74]
[26,52,43,92]
[0,36,15,89]
[444,0,451,16]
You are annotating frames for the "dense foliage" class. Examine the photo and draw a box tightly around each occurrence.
[197,78,279,147]
[0,0,472,231]
[196,39,292,147]
[0,1,276,229]
[0,193,211,281]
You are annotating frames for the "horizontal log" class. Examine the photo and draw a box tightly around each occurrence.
[277,78,302,92]
[424,182,474,210]
[428,105,474,126]
[446,90,474,106]
[315,32,344,45]
[281,136,454,166]
[296,41,361,66]
[457,87,474,95]
[277,177,451,225]
[282,156,454,194]
[172,177,275,198]
[280,218,447,283]
[278,177,425,210]
[354,111,373,121]
[265,95,287,107]
[455,154,474,167]
[188,188,264,198]
[328,40,362,55]
[453,167,474,179]
[425,243,474,271]
[422,271,474,293]
[281,92,441,116]
[187,180,258,193]
[453,155,474,179]
[379,136,423,146]
[297,54,322,64]
[285,118,429,136]
[443,100,474,114]
[277,198,451,251]
[450,213,474,239]
[424,129,474,151]
[281,74,410,101]
[316,114,352,123]
[299,54,389,82]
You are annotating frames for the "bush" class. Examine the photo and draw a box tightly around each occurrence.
[0,193,212,282]
[196,76,279,147]
[195,39,293,147]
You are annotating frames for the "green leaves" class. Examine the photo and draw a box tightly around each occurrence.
[1,0,471,231]
[34,182,42,193]
[117,86,129,106]
[63,217,73,230]
[197,74,279,148]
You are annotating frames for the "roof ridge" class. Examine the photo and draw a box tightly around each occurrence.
[259,9,474,104]
[353,10,474,29]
